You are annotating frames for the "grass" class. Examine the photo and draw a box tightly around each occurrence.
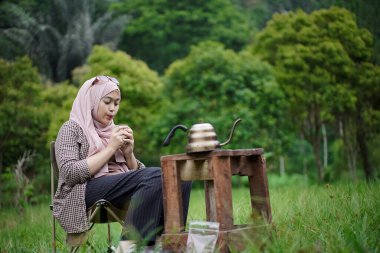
[266,181,380,253]
[0,180,379,252]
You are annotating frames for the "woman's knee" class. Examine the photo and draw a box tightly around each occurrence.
[143,167,162,178]
[139,167,163,191]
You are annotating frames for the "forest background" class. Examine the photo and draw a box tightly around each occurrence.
[0,0,379,209]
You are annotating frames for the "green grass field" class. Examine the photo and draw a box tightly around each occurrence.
[1,180,379,252]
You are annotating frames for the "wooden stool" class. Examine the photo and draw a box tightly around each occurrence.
[160,149,271,252]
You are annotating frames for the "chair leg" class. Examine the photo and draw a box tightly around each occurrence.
[107,222,111,246]
[106,222,117,253]
[104,206,125,226]
[72,200,126,253]
[52,211,56,253]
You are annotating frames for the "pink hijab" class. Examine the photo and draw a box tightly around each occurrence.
[70,76,129,178]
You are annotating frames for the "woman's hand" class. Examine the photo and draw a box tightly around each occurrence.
[118,125,138,169]
[87,125,137,176]
[118,125,134,156]
[108,126,130,151]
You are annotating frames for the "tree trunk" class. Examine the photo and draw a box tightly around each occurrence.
[322,124,328,169]
[0,152,3,173]
[347,153,357,180]
[356,124,374,181]
[300,133,308,179]
[339,120,357,180]
[312,138,324,182]
[303,110,323,182]
[279,156,285,177]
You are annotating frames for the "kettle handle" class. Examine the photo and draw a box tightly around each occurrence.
[162,125,188,146]
[220,118,242,147]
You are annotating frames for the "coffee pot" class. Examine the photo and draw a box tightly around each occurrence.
[162,119,242,153]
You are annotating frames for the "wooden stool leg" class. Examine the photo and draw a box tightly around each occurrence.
[161,160,184,233]
[211,156,233,230]
[205,180,216,221]
[248,155,272,221]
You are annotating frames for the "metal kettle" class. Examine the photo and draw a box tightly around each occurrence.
[163,119,242,153]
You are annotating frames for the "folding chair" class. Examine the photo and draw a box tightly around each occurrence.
[50,141,128,253]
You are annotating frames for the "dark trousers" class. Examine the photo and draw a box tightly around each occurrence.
[85,167,191,244]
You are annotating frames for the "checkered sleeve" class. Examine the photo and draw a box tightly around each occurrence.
[56,121,91,187]
[136,159,145,169]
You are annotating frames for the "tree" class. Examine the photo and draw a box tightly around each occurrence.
[113,0,251,73]
[250,7,379,181]
[0,57,49,172]
[234,0,380,64]
[0,0,128,82]
[153,41,288,169]
[72,45,164,165]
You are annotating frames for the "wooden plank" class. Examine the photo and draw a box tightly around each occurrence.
[212,156,233,230]
[248,155,272,222]
[161,160,184,233]
[161,148,264,162]
[229,155,262,176]
[179,160,213,180]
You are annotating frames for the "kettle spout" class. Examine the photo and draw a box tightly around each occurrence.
[162,125,188,146]
[220,118,242,147]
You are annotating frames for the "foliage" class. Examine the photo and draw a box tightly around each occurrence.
[352,61,380,180]
[0,57,50,208]
[0,57,49,173]
[0,0,128,81]
[43,82,79,145]
[1,0,379,82]
[368,134,380,178]
[231,0,272,31]
[113,0,251,73]
[0,151,37,212]
[72,45,164,165]
[250,7,379,181]
[30,82,79,198]
[153,41,288,166]
[235,0,380,64]
[354,62,380,132]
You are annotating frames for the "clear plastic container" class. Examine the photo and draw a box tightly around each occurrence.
[186,221,220,253]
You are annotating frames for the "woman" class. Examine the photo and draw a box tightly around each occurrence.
[53,76,191,250]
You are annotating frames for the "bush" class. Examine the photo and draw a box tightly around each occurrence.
[0,56,50,207]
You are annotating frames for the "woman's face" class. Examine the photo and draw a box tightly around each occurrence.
[96,90,121,126]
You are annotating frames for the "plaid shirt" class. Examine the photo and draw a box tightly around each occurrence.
[53,120,144,233]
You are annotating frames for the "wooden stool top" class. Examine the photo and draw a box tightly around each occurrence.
[161,148,264,162]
